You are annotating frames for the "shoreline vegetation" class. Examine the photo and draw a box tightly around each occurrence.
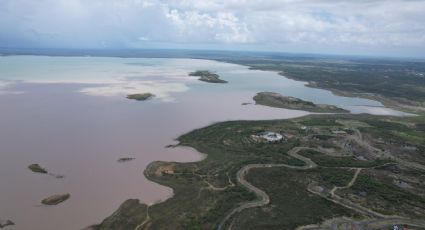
[215,57,425,114]
[126,93,154,101]
[0,53,423,229]
[93,112,425,229]
[88,199,148,230]
[92,56,425,230]
[189,70,228,83]
[253,91,349,113]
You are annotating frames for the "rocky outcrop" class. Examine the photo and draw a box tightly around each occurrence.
[41,193,70,205]
[0,219,14,228]
[28,164,48,174]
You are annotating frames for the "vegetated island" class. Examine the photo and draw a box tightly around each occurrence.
[126,93,154,101]
[189,70,228,83]
[254,92,349,113]
[41,193,70,205]
[28,164,48,174]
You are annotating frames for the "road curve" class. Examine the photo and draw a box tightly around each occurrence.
[217,147,317,230]
[217,144,425,230]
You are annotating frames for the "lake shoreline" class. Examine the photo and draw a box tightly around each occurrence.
[0,56,411,229]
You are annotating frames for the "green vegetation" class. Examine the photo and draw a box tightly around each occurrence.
[347,174,425,217]
[143,120,304,229]
[99,115,424,228]
[231,167,354,230]
[189,70,228,83]
[126,93,154,101]
[254,92,349,113]
[216,55,425,110]
[93,199,148,230]
[299,116,343,126]
[97,113,425,229]
[28,164,48,174]
[315,168,355,187]
[93,54,425,229]
[300,149,392,168]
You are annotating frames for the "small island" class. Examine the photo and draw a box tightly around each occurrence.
[0,219,14,228]
[253,92,349,113]
[41,193,70,205]
[117,157,135,163]
[28,164,48,174]
[189,70,227,83]
[126,93,155,101]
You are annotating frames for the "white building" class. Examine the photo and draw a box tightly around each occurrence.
[253,131,284,143]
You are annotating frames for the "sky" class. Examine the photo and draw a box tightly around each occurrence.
[1,0,425,57]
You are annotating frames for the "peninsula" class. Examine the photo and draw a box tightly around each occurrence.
[254,92,349,113]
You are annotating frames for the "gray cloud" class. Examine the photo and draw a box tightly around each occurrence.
[0,0,424,57]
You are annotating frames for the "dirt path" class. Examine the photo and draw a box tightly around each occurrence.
[330,168,362,196]
[134,207,150,230]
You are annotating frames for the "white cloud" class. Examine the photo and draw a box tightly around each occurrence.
[0,0,424,56]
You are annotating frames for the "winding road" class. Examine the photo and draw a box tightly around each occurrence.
[217,140,425,230]
[217,147,317,230]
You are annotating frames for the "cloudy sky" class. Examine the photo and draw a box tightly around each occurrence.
[1,0,425,57]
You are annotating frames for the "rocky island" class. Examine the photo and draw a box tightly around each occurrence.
[126,93,154,101]
[0,219,14,228]
[41,193,70,205]
[28,164,48,174]
[117,157,135,163]
[189,70,227,83]
[253,92,349,113]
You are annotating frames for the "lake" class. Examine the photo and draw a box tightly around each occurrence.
[0,56,405,230]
